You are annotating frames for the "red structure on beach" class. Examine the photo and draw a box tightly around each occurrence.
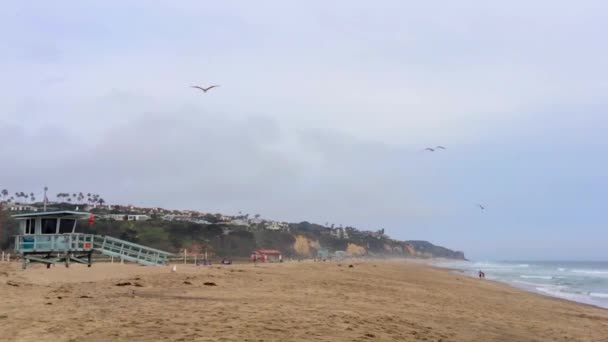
[253,249,283,263]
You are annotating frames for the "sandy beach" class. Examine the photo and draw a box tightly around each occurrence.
[1,260,607,342]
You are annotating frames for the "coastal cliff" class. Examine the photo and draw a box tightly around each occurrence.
[1,207,465,260]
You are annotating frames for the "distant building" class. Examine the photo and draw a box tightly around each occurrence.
[334,251,347,260]
[253,249,283,263]
[317,248,330,259]
[161,214,211,225]
[7,204,38,212]
[105,214,150,221]
[229,219,250,227]
[330,227,349,239]
[248,218,264,225]
[265,221,287,231]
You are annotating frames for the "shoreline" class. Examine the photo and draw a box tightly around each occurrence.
[431,260,608,311]
[437,264,608,311]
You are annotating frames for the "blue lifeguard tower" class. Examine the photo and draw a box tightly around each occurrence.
[13,211,172,269]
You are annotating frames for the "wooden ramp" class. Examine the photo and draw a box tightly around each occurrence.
[93,235,172,266]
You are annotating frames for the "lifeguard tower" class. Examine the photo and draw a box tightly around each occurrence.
[13,211,172,269]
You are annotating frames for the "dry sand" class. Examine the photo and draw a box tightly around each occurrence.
[1,260,608,342]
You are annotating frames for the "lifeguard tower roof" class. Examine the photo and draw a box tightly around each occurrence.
[12,211,90,219]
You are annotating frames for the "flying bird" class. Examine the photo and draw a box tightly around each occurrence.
[424,148,435,152]
[191,85,219,93]
[478,204,485,210]
[436,146,446,150]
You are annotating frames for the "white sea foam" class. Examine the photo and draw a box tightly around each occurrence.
[572,269,608,276]
[513,280,549,288]
[520,275,553,280]
[536,287,579,299]
[589,292,608,299]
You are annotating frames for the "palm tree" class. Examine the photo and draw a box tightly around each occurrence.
[1,189,8,201]
[77,192,84,204]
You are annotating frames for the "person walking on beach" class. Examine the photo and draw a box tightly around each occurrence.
[479,270,484,279]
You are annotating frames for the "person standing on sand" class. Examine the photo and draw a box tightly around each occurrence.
[479,270,483,279]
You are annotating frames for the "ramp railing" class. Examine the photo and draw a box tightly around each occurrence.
[93,235,172,266]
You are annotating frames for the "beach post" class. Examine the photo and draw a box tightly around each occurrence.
[7,253,10,262]
[194,254,197,265]
[183,249,187,264]
[1,251,4,261]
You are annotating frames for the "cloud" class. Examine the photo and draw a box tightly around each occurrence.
[1,0,607,259]
[0,108,439,227]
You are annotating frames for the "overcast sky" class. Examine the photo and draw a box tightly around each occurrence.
[1,1,607,260]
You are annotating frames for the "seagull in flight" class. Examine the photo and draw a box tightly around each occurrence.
[424,148,435,152]
[436,146,446,150]
[478,204,485,210]
[191,85,220,93]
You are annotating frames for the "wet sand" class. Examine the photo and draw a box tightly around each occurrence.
[1,260,607,341]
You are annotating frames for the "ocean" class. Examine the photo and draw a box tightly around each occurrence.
[435,260,608,309]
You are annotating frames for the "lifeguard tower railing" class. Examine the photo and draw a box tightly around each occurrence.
[15,234,95,253]
[15,234,172,268]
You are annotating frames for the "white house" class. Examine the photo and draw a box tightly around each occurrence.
[265,221,288,231]
[7,204,39,212]
[330,227,349,239]
[105,214,150,221]
[229,219,250,227]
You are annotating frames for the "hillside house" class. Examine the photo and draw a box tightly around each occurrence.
[7,204,38,212]
[330,227,349,239]
[265,221,288,231]
[229,219,250,227]
[105,214,150,221]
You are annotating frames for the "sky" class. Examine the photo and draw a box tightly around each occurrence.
[1,1,607,260]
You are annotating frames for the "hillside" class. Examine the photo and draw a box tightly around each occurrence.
[1,207,465,260]
[86,220,465,260]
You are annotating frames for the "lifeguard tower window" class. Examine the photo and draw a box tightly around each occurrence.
[25,219,35,234]
[59,219,75,234]
[41,218,57,234]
